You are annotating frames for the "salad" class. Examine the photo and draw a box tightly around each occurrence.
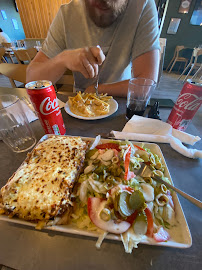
[71,137,176,253]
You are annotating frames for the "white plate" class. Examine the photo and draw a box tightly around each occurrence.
[64,98,118,120]
[0,136,192,249]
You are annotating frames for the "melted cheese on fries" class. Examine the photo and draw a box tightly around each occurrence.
[68,92,112,117]
[0,136,88,225]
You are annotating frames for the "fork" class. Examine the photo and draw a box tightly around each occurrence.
[94,74,99,97]
[137,163,202,209]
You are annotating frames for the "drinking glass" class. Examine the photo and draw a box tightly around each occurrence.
[0,95,36,152]
[11,41,16,49]
[36,41,41,47]
[17,40,22,48]
[126,78,156,119]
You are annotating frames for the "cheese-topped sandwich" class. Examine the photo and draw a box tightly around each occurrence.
[0,136,89,228]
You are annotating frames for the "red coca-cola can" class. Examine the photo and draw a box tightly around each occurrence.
[167,79,202,131]
[25,80,66,135]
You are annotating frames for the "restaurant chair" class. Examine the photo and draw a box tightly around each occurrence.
[0,63,27,88]
[0,48,7,63]
[179,49,202,82]
[55,69,74,94]
[27,47,38,59]
[16,39,25,48]
[1,42,12,49]
[191,64,202,80]
[13,48,38,64]
[166,46,189,73]
[1,42,15,63]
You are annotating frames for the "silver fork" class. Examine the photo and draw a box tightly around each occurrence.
[137,163,202,209]
[94,74,99,97]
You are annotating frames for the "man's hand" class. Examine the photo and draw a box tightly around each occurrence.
[26,46,105,84]
[84,49,160,97]
[62,46,105,79]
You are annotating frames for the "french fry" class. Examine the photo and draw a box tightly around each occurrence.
[68,92,112,117]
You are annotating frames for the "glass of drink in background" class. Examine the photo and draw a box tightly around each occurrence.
[36,41,41,47]
[0,95,36,152]
[11,40,16,49]
[17,40,22,48]
[126,78,156,119]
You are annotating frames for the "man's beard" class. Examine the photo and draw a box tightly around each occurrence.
[104,0,128,17]
[85,0,128,28]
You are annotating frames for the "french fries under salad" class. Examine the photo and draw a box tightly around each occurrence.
[71,137,176,253]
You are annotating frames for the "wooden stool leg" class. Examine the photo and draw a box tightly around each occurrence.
[9,78,17,87]
[169,59,177,73]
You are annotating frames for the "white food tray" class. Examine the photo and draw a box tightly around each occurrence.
[0,135,192,249]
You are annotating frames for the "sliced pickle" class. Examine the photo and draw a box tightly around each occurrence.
[86,149,98,159]
[118,191,135,217]
[94,165,106,174]
[132,212,148,235]
[128,190,145,211]
[100,208,111,221]
[113,193,119,212]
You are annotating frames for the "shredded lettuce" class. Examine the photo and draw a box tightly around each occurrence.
[121,227,143,253]
[71,139,174,253]
[96,231,108,249]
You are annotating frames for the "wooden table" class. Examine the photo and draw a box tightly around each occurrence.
[0,87,201,270]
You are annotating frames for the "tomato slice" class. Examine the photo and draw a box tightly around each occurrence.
[108,184,134,196]
[153,227,170,242]
[133,144,145,151]
[88,197,131,234]
[144,208,154,238]
[124,146,131,180]
[126,210,138,225]
[144,161,151,166]
[96,143,121,152]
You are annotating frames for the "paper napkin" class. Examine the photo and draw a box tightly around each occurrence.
[112,115,202,159]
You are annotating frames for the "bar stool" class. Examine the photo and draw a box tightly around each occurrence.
[0,48,7,63]
[178,48,202,82]
[13,48,38,64]
[1,42,15,63]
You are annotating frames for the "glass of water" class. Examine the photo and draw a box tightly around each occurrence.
[0,95,36,152]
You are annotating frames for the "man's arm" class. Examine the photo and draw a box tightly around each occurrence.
[26,46,105,83]
[85,49,160,97]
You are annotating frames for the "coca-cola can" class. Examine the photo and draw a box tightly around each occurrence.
[167,79,202,131]
[25,80,66,135]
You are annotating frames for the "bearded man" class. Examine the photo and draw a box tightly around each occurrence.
[27,0,160,97]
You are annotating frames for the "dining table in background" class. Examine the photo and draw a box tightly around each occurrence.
[0,87,201,270]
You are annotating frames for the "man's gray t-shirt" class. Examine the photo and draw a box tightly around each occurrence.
[42,0,160,90]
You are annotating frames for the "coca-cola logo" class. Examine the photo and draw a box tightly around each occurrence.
[175,93,202,111]
[39,97,59,115]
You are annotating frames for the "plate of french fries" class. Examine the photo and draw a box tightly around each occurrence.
[65,92,118,120]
